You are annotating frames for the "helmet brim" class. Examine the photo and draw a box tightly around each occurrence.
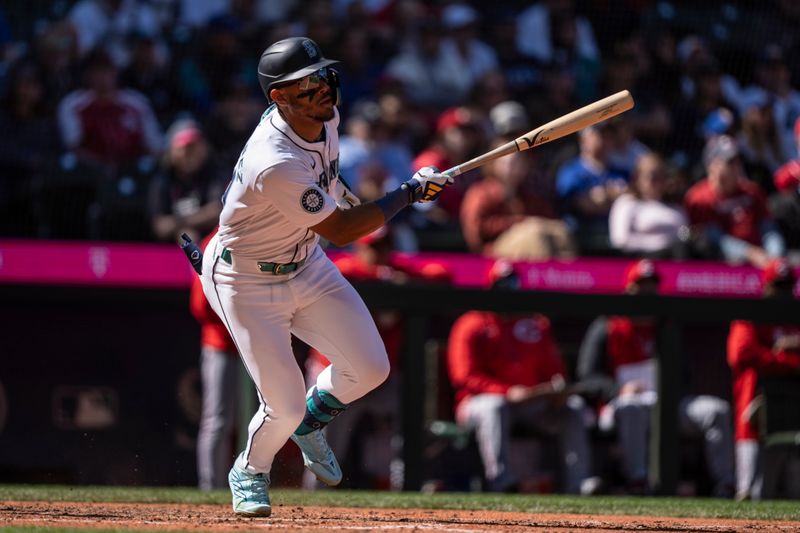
[266,58,340,87]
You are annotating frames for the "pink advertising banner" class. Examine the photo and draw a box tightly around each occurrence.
[0,239,195,288]
[0,240,792,297]
[390,253,774,297]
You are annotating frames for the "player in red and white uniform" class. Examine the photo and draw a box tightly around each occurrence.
[727,259,800,500]
[447,260,597,494]
[199,37,453,516]
[577,260,734,496]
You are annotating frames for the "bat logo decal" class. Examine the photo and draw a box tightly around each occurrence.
[518,130,544,150]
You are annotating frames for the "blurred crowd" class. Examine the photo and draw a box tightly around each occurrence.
[0,0,799,268]
[1,0,796,499]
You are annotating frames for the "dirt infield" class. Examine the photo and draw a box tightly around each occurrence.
[2,501,800,532]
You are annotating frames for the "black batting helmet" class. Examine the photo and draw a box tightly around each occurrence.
[257,37,340,104]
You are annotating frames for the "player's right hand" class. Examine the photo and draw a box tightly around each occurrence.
[407,166,453,203]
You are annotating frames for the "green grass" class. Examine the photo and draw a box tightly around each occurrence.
[1,485,799,521]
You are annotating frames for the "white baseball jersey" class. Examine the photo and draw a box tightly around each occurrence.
[216,105,341,263]
[200,101,388,477]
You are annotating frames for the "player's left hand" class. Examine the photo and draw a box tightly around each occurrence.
[408,166,454,203]
[331,175,361,210]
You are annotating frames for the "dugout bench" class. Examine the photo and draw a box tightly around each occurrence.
[3,281,799,492]
[352,283,800,495]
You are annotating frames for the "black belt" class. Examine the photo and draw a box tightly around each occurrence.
[220,248,307,275]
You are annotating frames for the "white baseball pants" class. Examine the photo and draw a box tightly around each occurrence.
[200,235,389,474]
[602,393,734,493]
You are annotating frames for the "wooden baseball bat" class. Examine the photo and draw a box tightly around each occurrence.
[443,90,635,178]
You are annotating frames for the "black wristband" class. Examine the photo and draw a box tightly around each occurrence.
[375,179,420,221]
[403,178,424,203]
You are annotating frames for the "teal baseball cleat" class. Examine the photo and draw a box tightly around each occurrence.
[228,455,271,516]
[290,430,342,486]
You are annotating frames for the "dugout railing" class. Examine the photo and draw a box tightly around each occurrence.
[351,282,800,495]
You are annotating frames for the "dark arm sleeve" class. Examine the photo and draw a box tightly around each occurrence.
[576,317,617,402]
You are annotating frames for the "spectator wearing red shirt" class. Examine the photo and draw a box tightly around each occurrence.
[189,231,242,491]
[727,259,800,500]
[304,227,451,489]
[57,48,162,168]
[770,117,800,252]
[576,260,734,496]
[447,260,597,494]
[460,135,573,260]
[684,135,784,267]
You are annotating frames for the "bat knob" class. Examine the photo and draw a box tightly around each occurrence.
[179,233,203,275]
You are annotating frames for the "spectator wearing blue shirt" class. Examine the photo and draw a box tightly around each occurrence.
[556,122,628,253]
[339,101,412,196]
[338,101,417,251]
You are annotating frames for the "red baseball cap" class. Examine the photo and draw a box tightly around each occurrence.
[436,107,476,134]
[624,259,660,287]
[762,258,796,286]
[172,127,203,148]
[773,161,800,192]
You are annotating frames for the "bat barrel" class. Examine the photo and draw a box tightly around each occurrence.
[443,90,635,178]
[517,90,634,150]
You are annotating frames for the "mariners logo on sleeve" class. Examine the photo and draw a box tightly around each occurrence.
[301,187,325,213]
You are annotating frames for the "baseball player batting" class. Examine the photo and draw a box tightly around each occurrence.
[197,37,453,517]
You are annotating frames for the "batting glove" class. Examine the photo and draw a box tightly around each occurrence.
[405,166,454,203]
